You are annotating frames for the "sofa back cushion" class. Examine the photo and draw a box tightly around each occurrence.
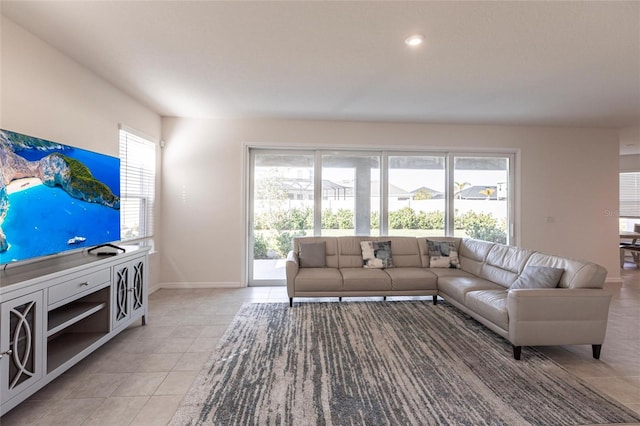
[383,237,421,268]
[478,243,535,288]
[457,238,494,276]
[336,236,422,268]
[337,236,371,268]
[524,252,607,289]
[294,237,338,268]
[298,241,326,267]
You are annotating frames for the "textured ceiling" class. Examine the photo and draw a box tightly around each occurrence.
[2,1,639,135]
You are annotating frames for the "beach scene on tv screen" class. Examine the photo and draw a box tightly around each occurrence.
[0,129,121,264]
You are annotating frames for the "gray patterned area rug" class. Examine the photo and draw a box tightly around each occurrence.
[170,301,640,426]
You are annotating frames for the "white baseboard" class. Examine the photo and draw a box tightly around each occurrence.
[151,282,244,293]
[149,278,624,294]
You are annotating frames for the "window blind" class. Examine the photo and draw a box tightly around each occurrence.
[620,172,640,218]
[119,128,156,241]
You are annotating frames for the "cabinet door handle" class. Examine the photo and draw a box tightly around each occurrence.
[80,282,90,286]
[0,349,12,359]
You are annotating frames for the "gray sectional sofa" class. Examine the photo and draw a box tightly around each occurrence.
[285,236,611,360]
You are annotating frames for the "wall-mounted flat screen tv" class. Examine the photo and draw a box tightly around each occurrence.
[0,129,120,265]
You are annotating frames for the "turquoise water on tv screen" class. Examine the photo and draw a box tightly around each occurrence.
[0,139,121,265]
[0,184,120,264]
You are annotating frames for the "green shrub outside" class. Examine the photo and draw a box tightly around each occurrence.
[253,206,507,258]
[370,211,379,229]
[335,209,354,229]
[462,212,507,243]
[389,208,445,230]
[274,230,307,257]
[321,208,338,229]
[253,233,269,259]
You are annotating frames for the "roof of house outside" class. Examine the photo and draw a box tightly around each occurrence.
[457,186,499,200]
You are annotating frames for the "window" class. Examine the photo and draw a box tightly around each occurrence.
[620,172,640,218]
[248,148,514,285]
[322,152,380,236]
[388,155,446,236]
[119,127,156,242]
[453,156,510,243]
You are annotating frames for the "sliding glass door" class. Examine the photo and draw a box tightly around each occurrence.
[248,148,514,286]
[250,151,314,284]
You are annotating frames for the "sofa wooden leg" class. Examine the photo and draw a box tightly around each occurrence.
[383,296,387,301]
[432,296,438,305]
[513,346,522,360]
[339,297,342,302]
[289,298,293,307]
[592,344,602,359]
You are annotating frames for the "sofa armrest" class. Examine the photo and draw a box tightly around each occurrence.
[507,288,612,347]
[285,250,300,298]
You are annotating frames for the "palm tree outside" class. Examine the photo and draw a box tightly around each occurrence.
[454,181,470,199]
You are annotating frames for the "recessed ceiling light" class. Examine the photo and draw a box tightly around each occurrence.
[405,34,425,47]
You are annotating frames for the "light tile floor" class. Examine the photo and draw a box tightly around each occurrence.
[2,267,639,425]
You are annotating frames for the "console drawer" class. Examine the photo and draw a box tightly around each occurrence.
[48,269,111,305]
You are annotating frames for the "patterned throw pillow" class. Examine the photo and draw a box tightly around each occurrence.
[360,241,393,269]
[427,240,460,269]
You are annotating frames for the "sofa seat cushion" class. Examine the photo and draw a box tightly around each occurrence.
[295,268,344,292]
[340,268,392,291]
[465,290,509,331]
[384,267,438,291]
[437,273,504,305]
[428,268,477,279]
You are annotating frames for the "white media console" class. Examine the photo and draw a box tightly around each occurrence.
[0,246,149,416]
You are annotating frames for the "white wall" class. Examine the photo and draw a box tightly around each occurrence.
[1,17,163,288]
[161,118,621,286]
